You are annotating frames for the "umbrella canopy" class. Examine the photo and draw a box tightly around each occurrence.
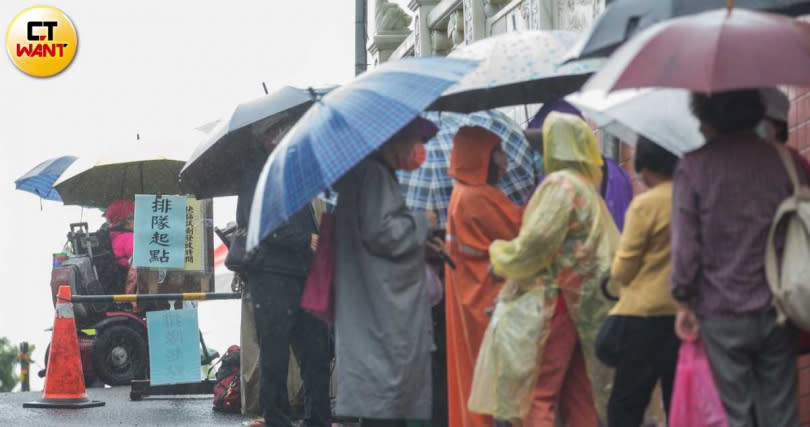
[567,0,810,62]
[14,155,77,201]
[584,9,810,93]
[567,89,704,156]
[54,156,185,208]
[398,110,535,228]
[429,31,603,113]
[180,86,335,199]
[246,57,478,251]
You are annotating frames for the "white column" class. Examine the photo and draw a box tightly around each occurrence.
[463,0,487,44]
[410,0,440,57]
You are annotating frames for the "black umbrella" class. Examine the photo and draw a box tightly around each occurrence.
[568,0,810,62]
[180,86,334,199]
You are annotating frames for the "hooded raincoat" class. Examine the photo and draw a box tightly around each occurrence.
[445,127,523,427]
[333,154,433,420]
[469,112,619,422]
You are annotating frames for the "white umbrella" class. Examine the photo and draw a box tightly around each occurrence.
[567,88,704,156]
[430,31,604,113]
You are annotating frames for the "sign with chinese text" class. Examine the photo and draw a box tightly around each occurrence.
[184,198,205,271]
[146,308,201,385]
[133,194,186,269]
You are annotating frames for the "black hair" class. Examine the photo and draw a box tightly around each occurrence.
[690,90,764,135]
[634,136,678,177]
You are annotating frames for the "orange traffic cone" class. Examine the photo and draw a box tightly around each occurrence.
[24,286,104,409]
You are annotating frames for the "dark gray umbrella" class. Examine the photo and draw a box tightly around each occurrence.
[568,0,810,62]
[180,86,335,199]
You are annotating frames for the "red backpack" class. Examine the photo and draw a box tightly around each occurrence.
[212,345,241,413]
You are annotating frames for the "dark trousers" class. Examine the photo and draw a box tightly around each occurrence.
[700,310,799,427]
[248,271,331,427]
[607,316,679,427]
[431,296,448,427]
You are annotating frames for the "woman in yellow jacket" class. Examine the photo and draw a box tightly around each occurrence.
[606,137,680,426]
[473,112,619,426]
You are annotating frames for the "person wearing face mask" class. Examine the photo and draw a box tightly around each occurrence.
[758,88,791,144]
[444,126,523,427]
[400,134,452,427]
[332,117,439,427]
[758,88,810,179]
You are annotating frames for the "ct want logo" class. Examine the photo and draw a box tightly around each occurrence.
[6,6,78,77]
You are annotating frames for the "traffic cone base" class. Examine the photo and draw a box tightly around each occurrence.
[23,397,105,409]
[24,286,105,409]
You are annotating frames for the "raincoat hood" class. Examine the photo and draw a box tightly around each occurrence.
[448,126,501,186]
[542,112,603,188]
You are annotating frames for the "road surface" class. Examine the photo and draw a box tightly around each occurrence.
[0,386,250,426]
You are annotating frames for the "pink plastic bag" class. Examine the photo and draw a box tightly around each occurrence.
[669,339,729,427]
[300,212,335,325]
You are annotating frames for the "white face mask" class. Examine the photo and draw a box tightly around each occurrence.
[756,120,776,141]
[755,121,768,139]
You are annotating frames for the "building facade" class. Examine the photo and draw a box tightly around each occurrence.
[368,0,606,131]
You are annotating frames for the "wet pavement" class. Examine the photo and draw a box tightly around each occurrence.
[0,386,250,426]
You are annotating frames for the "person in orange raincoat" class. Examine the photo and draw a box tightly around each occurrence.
[445,126,523,427]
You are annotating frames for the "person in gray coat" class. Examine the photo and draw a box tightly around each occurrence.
[333,118,440,427]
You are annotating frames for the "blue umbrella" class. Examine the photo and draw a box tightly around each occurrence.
[14,155,78,201]
[397,110,536,228]
[247,57,478,250]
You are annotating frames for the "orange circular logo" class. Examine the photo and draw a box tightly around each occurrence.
[6,6,78,77]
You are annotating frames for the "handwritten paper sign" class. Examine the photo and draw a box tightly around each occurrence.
[184,198,204,271]
[146,308,200,385]
[133,195,186,269]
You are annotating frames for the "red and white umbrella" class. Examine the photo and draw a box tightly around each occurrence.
[213,243,235,293]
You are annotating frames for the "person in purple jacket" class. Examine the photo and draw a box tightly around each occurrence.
[526,99,634,231]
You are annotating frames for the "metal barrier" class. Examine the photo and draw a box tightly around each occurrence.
[69,292,241,304]
[64,291,241,400]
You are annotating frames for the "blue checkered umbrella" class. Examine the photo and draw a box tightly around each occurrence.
[14,155,78,201]
[247,57,478,250]
[398,110,536,228]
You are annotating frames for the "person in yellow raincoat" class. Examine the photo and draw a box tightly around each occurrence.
[469,112,619,426]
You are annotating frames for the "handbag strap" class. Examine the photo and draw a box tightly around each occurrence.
[766,143,802,325]
[773,143,800,195]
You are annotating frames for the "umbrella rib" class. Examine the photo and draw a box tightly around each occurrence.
[705,14,728,94]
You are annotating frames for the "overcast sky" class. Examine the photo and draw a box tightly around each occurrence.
[0,0,390,389]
